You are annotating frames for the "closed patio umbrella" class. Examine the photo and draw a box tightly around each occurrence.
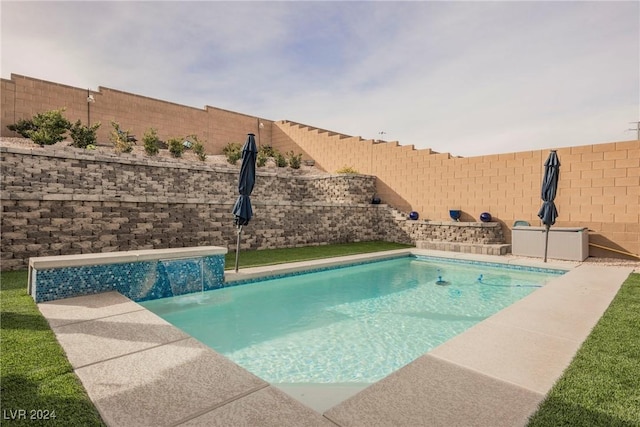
[537,150,560,262]
[231,133,257,272]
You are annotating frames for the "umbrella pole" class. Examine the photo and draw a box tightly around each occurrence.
[235,225,243,272]
[543,224,550,263]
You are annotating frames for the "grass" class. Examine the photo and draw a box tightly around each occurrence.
[1,244,638,426]
[527,272,640,427]
[0,270,105,426]
[225,240,413,269]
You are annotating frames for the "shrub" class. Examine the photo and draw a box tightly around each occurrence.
[256,149,268,167]
[336,166,359,174]
[26,109,71,146]
[187,135,207,161]
[274,152,287,168]
[167,137,185,157]
[192,142,206,161]
[223,142,242,165]
[109,121,135,153]
[6,118,37,138]
[260,144,277,157]
[69,120,100,149]
[286,151,302,169]
[142,128,160,156]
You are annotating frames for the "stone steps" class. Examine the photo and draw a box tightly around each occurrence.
[416,240,511,256]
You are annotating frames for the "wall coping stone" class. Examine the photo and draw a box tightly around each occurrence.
[0,192,387,208]
[29,245,227,270]
[404,220,502,228]
[0,146,375,180]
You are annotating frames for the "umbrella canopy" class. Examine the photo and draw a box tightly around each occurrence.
[232,134,258,226]
[231,134,257,272]
[537,150,560,262]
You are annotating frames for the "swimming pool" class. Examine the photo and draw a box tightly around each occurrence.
[141,256,565,384]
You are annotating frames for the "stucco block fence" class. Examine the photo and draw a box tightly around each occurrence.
[1,146,506,271]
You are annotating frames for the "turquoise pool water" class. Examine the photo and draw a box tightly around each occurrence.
[141,256,564,384]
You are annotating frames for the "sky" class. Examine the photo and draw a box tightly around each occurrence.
[1,1,638,157]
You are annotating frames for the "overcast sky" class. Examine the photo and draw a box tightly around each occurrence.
[1,1,638,157]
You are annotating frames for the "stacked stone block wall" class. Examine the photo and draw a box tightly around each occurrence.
[0,146,507,270]
[0,146,392,270]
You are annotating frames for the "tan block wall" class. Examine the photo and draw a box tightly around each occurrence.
[273,121,640,259]
[1,74,273,154]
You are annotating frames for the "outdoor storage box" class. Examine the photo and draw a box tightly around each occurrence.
[511,226,589,261]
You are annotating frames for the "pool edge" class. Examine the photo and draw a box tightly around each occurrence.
[36,250,633,425]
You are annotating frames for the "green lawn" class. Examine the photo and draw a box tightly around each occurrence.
[527,272,640,427]
[0,271,105,426]
[2,244,638,426]
[225,240,413,269]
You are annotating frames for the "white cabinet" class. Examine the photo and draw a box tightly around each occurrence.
[512,226,589,261]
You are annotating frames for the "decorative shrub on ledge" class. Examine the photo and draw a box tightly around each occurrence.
[7,109,71,146]
[167,137,185,157]
[143,128,160,156]
[223,142,242,164]
[287,151,302,169]
[275,152,287,168]
[109,121,135,153]
[336,166,360,174]
[69,120,101,149]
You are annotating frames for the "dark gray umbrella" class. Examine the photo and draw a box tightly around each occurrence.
[537,150,560,262]
[231,133,257,272]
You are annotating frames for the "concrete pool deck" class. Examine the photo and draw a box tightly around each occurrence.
[37,249,634,426]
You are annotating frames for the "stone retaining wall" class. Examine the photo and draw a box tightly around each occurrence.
[0,146,376,204]
[1,147,506,270]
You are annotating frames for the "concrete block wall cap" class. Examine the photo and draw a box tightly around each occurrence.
[42,194,73,201]
[30,246,228,269]
[30,252,139,269]
[136,246,227,261]
[4,147,35,155]
[10,192,43,200]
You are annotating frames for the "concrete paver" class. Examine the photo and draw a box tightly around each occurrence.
[75,338,267,427]
[37,291,141,327]
[52,308,190,368]
[178,386,334,427]
[324,355,544,427]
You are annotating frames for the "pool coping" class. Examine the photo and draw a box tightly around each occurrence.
[36,249,634,426]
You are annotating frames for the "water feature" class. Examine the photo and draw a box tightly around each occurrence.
[159,257,204,296]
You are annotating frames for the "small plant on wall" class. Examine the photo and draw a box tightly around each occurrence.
[286,151,302,169]
[6,118,37,138]
[7,108,71,146]
[109,121,135,153]
[192,141,207,161]
[167,137,185,158]
[185,134,206,161]
[336,166,359,174]
[260,144,277,157]
[257,148,268,167]
[142,128,160,156]
[274,152,287,168]
[69,120,101,149]
[223,142,242,165]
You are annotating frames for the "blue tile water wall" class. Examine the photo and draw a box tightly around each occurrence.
[32,254,225,303]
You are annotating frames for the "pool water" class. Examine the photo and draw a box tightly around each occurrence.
[141,256,563,384]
